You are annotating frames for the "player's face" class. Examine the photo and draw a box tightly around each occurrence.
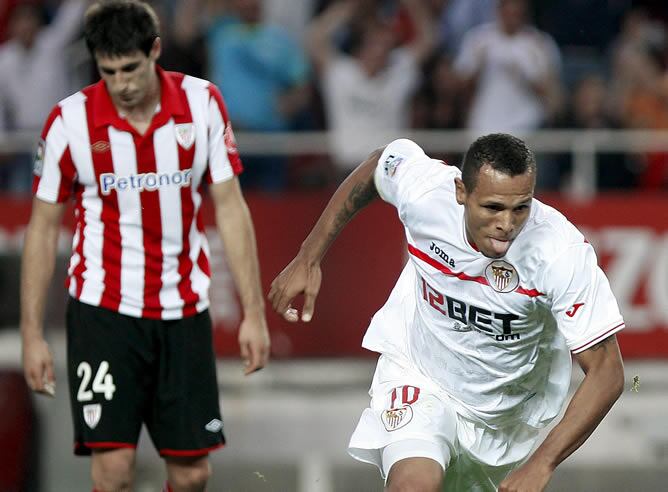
[456,164,534,258]
[96,39,161,111]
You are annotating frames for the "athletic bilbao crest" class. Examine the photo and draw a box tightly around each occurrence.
[83,403,102,429]
[224,121,239,154]
[175,123,195,150]
[485,260,519,293]
[381,405,413,432]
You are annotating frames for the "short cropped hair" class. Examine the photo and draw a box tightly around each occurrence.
[84,0,160,58]
[461,133,536,191]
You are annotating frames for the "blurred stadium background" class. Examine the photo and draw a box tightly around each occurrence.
[1,0,667,491]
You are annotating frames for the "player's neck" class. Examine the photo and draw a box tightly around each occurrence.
[114,74,161,134]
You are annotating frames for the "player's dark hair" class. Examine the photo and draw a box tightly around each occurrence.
[84,0,160,58]
[461,133,536,191]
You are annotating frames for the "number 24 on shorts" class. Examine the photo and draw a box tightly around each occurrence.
[76,361,117,401]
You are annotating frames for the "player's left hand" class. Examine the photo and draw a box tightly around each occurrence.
[497,460,553,492]
[238,310,271,375]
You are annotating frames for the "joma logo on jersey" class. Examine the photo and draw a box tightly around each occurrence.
[429,241,456,268]
[420,277,521,341]
[100,169,192,195]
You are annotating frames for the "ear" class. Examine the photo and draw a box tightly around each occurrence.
[455,177,467,205]
[149,37,162,61]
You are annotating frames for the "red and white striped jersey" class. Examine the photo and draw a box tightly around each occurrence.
[365,139,625,428]
[33,67,243,320]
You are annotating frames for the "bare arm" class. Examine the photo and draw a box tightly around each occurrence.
[306,0,355,72]
[268,147,381,322]
[499,335,625,492]
[400,0,436,65]
[21,198,66,395]
[209,177,270,374]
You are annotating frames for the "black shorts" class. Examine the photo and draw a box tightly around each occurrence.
[66,297,225,457]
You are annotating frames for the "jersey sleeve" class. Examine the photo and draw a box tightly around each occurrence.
[206,83,243,184]
[32,105,77,203]
[374,139,451,223]
[542,243,625,354]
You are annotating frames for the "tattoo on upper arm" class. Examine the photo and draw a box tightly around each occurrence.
[588,335,616,352]
[328,175,379,243]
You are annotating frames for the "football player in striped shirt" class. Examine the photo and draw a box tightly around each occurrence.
[20,1,270,491]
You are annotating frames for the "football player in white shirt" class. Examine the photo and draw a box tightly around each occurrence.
[269,134,625,491]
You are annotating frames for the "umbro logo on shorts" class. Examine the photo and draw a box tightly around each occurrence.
[205,418,223,433]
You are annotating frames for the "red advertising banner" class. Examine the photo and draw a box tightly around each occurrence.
[1,193,666,358]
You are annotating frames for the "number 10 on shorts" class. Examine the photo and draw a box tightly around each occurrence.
[76,361,117,401]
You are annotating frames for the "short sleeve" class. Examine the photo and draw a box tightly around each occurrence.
[542,243,625,353]
[32,105,77,203]
[206,83,243,184]
[373,138,428,207]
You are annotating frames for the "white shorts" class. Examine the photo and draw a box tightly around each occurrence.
[348,355,540,490]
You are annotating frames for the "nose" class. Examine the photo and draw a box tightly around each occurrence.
[496,210,513,235]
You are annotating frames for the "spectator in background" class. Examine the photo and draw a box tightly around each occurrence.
[412,52,463,131]
[206,0,312,191]
[611,8,668,189]
[557,74,636,190]
[438,0,496,55]
[454,0,563,189]
[308,0,435,181]
[0,0,87,193]
[153,0,207,78]
[454,0,562,137]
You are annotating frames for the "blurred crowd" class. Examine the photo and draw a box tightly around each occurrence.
[2,0,668,193]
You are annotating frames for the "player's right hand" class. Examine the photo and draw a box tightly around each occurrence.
[22,335,56,397]
[268,253,322,323]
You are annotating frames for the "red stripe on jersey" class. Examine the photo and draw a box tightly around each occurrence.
[41,105,63,140]
[207,84,243,175]
[135,134,164,317]
[70,185,87,298]
[408,244,544,298]
[93,124,122,312]
[196,212,211,277]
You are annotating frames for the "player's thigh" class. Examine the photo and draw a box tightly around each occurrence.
[146,310,225,457]
[384,444,444,492]
[348,355,456,477]
[66,298,152,454]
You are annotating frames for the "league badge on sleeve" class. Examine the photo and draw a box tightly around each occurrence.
[485,260,520,293]
[383,154,404,178]
[33,139,45,176]
[175,123,196,150]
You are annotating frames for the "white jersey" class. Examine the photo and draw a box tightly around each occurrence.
[365,139,625,428]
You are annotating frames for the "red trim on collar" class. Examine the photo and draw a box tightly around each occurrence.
[90,66,186,130]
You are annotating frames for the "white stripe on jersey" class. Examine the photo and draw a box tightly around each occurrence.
[109,128,144,317]
[36,117,68,202]
[154,120,185,318]
[62,97,105,306]
[183,79,210,189]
